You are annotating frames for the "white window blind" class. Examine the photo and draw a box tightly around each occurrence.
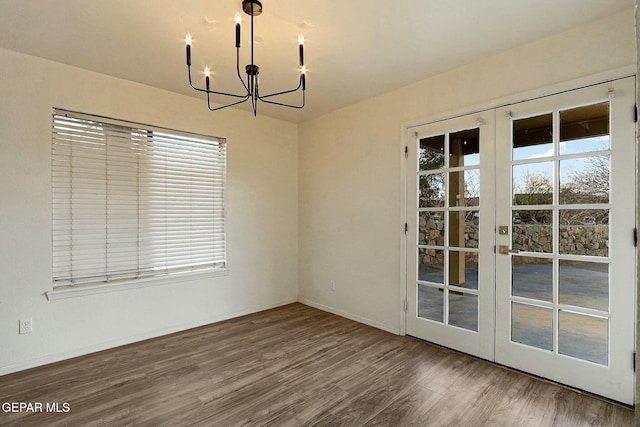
[52,109,227,287]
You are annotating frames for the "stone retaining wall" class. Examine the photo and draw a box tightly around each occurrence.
[418,219,608,266]
[513,224,608,257]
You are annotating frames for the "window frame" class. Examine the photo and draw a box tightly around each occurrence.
[48,109,228,299]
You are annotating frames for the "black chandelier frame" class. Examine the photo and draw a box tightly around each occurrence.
[185,0,306,116]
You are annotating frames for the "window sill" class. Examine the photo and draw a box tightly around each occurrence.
[46,268,230,301]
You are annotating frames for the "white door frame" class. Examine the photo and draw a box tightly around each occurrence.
[400,68,637,405]
[400,65,635,336]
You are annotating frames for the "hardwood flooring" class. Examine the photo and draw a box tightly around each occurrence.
[0,303,635,426]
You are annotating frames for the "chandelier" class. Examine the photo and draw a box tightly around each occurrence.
[184,0,306,116]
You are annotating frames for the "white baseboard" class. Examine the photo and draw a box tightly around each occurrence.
[298,298,400,335]
[0,299,296,377]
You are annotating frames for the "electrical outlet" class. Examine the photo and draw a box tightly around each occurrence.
[19,318,32,335]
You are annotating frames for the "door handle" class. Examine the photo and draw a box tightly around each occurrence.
[499,245,519,255]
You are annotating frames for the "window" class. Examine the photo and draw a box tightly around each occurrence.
[52,109,227,287]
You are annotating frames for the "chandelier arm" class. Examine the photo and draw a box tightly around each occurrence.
[235,49,250,93]
[207,92,251,111]
[258,78,303,100]
[188,65,249,99]
[258,90,305,109]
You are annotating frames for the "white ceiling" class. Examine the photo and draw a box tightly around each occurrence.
[0,0,633,123]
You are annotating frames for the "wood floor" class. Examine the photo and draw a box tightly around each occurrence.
[0,303,635,426]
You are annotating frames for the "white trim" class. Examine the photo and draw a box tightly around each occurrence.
[0,298,295,376]
[398,123,409,336]
[46,268,230,300]
[299,298,401,335]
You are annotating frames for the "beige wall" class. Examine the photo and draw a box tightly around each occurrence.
[0,48,299,374]
[298,10,636,333]
[0,7,637,388]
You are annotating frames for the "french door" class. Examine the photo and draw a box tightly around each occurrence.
[406,77,636,404]
[406,112,496,360]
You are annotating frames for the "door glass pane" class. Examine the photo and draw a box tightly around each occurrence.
[559,156,609,204]
[448,211,479,249]
[512,257,552,302]
[513,113,553,160]
[561,135,610,156]
[419,212,445,246]
[418,248,444,284]
[450,128,479,167]
[449,291,478,332]
[449,170,480,207]
[419,174,445,207]
[559,261,608,311]
[511,303,553,351]
[418,284,443,323]
[512,209,552,253]
[420,135,445,171]
[512,163,553,205]
[559,102,609,154]
[558,311,608,366]
[448,251,478,290]
[559,209,608,257]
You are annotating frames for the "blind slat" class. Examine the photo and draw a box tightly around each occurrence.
[52,109,227,286]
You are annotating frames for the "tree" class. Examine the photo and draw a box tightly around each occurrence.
[559,155,609,224]
[419,149,445,207]
[513,171,552,223]
[512,156,610,225]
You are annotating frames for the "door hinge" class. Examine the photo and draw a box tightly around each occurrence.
[403,299,408,313]
[634,228,637,247]
[633,352,636,372]
[635,105,638,123]
[404,223,408,234]
[404,146,408,159]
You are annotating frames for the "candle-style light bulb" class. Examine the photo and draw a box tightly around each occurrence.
[300,65,306,90]
[204,66,211,91]
[235,13,241,48]
[185,33,192,66]
[298,34,304,67]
